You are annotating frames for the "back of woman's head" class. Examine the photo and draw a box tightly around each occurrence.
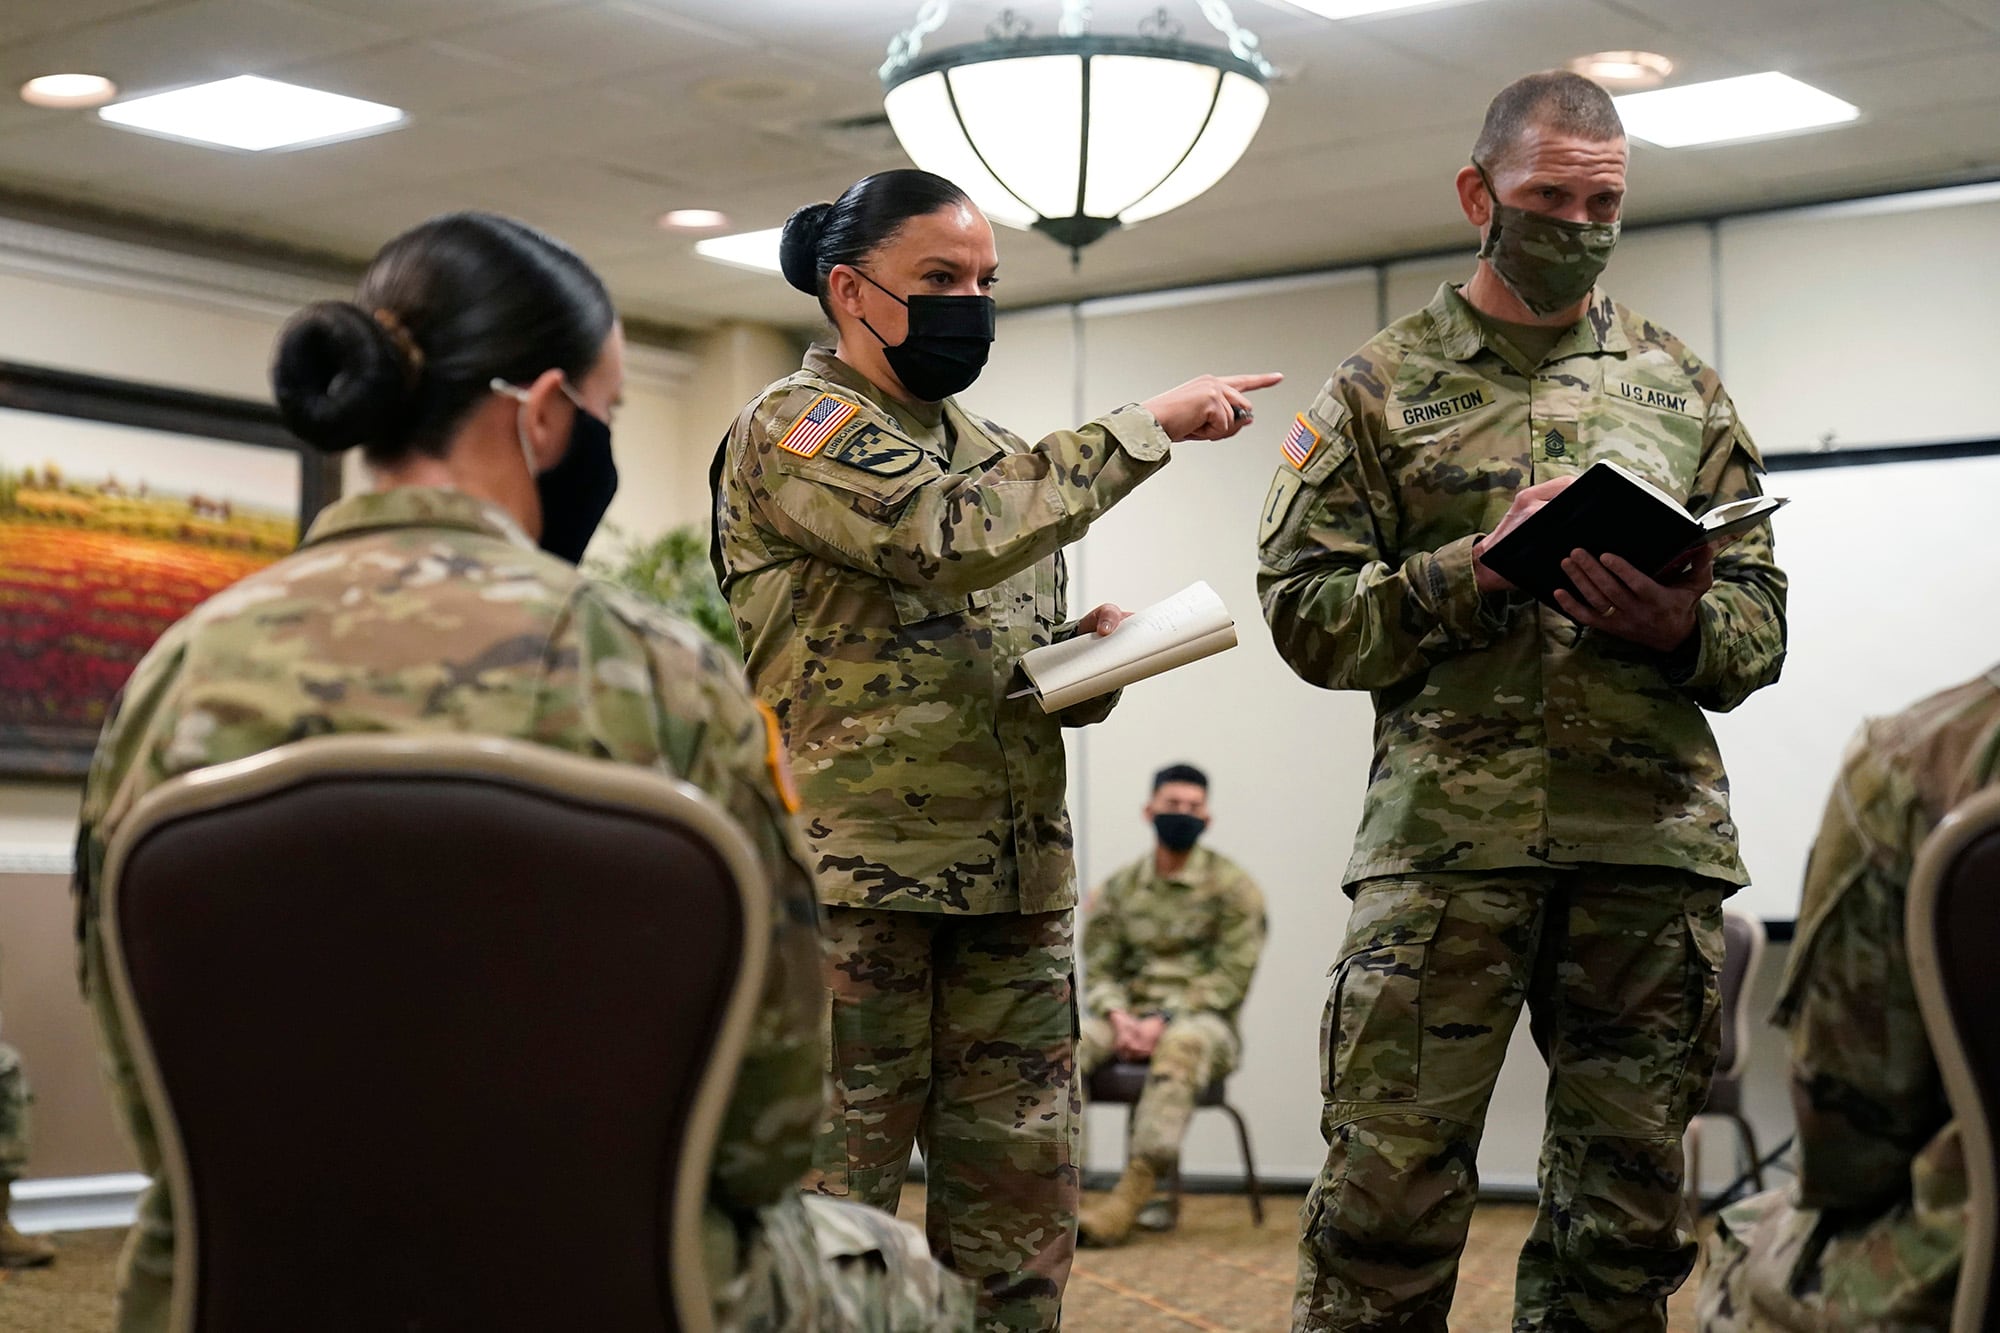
[779,170,972,320]
[272,212,613,462]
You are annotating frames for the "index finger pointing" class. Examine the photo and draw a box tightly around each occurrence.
[1221,372,1284,392]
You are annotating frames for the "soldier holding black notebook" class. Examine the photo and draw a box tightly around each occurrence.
[1257,70,1789,1333]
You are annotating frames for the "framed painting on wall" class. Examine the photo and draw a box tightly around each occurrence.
[0,361,340,778]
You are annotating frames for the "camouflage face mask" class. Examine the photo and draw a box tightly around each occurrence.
[1474,161,1620,317]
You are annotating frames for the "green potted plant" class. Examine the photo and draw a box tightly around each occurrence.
[586,523,741,655]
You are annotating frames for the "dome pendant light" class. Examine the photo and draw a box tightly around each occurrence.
[881,0,1275,262]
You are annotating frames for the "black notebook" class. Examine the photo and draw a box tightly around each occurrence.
[1479,460,1787,615]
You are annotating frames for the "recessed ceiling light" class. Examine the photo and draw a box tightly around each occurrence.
[21,73,120,109]
[660,209,731,231]
[1278,0,1485,19]
[1614,72,1858,149]
[98,75,404,152]
[694,227,784,275]
[1569,51,1674,90]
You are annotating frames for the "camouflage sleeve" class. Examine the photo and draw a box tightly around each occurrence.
[1257,373,1515,691]
[1082,874,1133,1018]
[739,389,1170,596]
[566,591,825,1216]
[73,624,191,1185]
[1664,395,1788,712]
[1181,871,1266,1018]
[1771,722,1943,1213]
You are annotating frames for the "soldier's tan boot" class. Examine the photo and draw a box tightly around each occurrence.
[1078,1161,1157,1248]
[0,1218,54,1268]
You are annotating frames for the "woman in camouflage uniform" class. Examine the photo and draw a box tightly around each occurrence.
[711,169,1277,1332]
[77,212,966,1333]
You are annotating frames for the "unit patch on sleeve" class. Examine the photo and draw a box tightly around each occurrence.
[777,392,861,458]
[1280,413,1322,469]
[826,423,925,477]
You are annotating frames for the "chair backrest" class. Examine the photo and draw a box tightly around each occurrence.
[1716,908,1768,1082]
[98,735,770,1333]
[1909,785,2000,1333]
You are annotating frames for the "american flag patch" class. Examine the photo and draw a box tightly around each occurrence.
[1280,413,1321,469]
[777,393,859,458]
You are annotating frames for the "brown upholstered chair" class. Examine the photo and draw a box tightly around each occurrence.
[1687,908,1768,1208]
[1908,786,2000,1333]
[97,735,770,1333]
[1086,1061,1263,1225]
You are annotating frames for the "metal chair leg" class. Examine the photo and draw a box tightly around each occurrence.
[1686,1116,1705,1210]
[1218,1101,1264,1226]
[1728,1112,1766,1191]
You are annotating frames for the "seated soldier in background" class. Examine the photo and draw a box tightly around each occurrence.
[1,972,55,1268]
[1696,664,2000,1331]
[1076,764,1266,1247]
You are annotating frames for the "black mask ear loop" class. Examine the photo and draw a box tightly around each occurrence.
[1473,158,1505,257]
[846,266,908,350]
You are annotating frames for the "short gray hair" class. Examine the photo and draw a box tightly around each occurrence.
[1472,70,1625,171]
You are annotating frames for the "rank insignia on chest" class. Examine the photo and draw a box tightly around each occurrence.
[1281,414,1321,469]
[777,393,861,458]
[828,423,925,477]
[1541,424,1572,459]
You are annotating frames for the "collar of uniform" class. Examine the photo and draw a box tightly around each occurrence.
[1144,843,1213,890]
[941,400,1007,472]
[803,344,949,444]
[1430,282,1630,365]
[300,486,535,552]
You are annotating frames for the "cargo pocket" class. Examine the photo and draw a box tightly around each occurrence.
[1323,880,1448,1104]
[1672,887,1728,1119]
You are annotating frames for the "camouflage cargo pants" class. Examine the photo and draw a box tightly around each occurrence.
[1078,1011,1238,1173]
[1295,866,1725,1333]
[0,1039,26,1185]
[807,906,1079,1333]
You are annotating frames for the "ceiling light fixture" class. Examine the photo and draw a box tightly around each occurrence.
[20,73,120,109]
[879,0,1275,260]
[1569,50,1673,90]
[98,75,404,152]
[694,227,784,274]
[1614,72,1858,149]
[1277,0,1486,18]
[660,209,731,231]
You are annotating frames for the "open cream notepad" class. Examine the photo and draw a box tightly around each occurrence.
[1010,580,1238,714]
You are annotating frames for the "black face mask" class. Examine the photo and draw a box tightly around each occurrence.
[493,378,619,564]
[1152,812,1206,854]
[854,269,995,402]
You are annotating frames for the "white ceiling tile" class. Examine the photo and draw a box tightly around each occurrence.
[0,0,401,95]
[441,1,752,79]
[281,38,569,115]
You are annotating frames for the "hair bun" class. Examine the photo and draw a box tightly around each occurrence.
[270,301,417,454]
[778,201,835,294]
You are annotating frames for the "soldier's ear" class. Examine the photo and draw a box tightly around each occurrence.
[826,265,868,324]
[1455,164,1491,229]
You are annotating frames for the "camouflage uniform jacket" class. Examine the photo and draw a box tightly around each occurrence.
[1258,283,1787,888]
[1761,666,2000,1297]
[713,345,1171,916]
[73,488,824,1298]
[1082,846,1265,1032]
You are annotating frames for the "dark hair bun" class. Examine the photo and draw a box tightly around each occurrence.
[778,201,834,294]
[271,301,416,454]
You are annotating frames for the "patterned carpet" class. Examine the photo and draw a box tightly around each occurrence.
[0,1195,1701,1332]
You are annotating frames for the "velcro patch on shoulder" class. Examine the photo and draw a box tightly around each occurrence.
[825,422,925,477]
[777,392,861,458]
[1280,413,1321,469]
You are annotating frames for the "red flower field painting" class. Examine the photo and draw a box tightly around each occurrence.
[1,409,300,773]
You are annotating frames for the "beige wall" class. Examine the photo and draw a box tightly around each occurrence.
[0,235,794,1187]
